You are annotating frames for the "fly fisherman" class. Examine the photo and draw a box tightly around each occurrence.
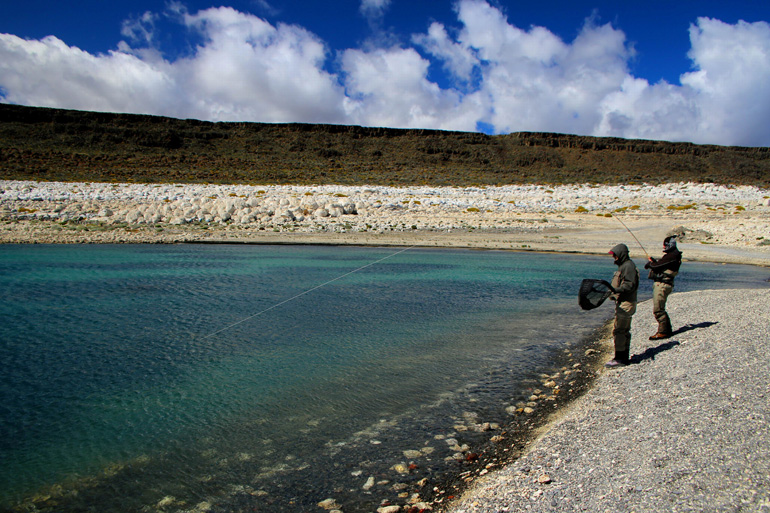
[606,243,639,367]
[644,235,682,340]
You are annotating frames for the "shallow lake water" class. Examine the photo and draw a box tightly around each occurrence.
[0,244,766,512]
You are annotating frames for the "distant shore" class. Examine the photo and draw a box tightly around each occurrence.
[2,180,769,266]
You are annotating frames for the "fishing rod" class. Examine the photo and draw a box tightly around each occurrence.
[610,212,650,259]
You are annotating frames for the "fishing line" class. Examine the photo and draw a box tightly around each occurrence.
[202,245,417,339]
[610,212,650,259]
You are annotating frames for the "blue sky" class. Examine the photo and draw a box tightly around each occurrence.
[2,1,769,146]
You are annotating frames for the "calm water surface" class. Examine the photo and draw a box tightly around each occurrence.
[0,244,766,512]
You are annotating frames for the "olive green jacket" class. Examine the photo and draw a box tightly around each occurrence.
[610,243,639,304]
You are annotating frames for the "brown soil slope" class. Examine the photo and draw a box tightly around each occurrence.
[1,103,768,186]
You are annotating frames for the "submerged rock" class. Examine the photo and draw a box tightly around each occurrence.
[318,497,340,510]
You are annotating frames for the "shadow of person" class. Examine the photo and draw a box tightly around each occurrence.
[630,341,680,364]
[671,321,718,336]
[630,321,719,364]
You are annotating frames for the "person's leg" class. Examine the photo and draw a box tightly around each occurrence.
[607,302,634,367]
[651,282,673,338]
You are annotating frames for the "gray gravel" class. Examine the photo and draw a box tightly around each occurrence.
[444,287,770,513]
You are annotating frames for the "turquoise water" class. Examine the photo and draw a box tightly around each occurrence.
[0,244,767,512]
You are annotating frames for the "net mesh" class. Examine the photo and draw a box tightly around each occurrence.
[578,279,614,310]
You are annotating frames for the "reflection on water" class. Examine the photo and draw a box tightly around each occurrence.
[0,244,766,512]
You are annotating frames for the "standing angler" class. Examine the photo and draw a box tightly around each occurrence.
[644,235,683,340]
[606,244,639,367]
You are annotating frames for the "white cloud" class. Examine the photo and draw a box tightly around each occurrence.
[340,46,483,131]
[0,33,178,115]
[412,22,478,82]
[594,17,770,145]
[173,7,346,122]
[121,11,160,47]
[442,0,631,135]
[0,7,347,123]
[1,1,769,146]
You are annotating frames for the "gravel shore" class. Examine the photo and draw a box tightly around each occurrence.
[443,287,770,513]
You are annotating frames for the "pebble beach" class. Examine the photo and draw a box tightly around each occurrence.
[444,287,770,513]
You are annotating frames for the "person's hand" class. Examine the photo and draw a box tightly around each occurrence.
[609,293,618,302]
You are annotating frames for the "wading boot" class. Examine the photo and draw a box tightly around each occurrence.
[605,350,630,368]
[650,316,673,340]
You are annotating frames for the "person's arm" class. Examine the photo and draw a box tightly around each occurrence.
[646,252,676,270]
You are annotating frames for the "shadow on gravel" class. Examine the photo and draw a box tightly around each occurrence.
[631,341,680,364]
[672,321,719,336]
[630,321,718,364]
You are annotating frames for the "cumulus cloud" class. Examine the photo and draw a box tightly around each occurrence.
[341,46,483,131]
[173,7,346,122]
[441,0,632,135]
[0,33,178,115]
[0,1,769,146]
[595,17,770,146]
[411,22,479,83]
[0,7,347,123]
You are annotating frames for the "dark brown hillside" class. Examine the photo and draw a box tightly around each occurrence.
[0,103,768,186]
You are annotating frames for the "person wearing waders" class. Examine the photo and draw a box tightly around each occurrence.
[606,243,639,367]
[644,235,682,340]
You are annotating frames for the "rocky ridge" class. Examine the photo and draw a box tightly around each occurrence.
[1,104,768,186]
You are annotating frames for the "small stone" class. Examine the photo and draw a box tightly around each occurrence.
[403,449,422,458]
[538,474,552,484]
[523,407,534,414]
[363,476,375,490]
[157,496,176,507]
[392,463,409,474]
[318,498,340,510]
[377,506,401,513]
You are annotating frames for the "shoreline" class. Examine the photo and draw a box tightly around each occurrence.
[442,287,770,512]
[426,317,617,510]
